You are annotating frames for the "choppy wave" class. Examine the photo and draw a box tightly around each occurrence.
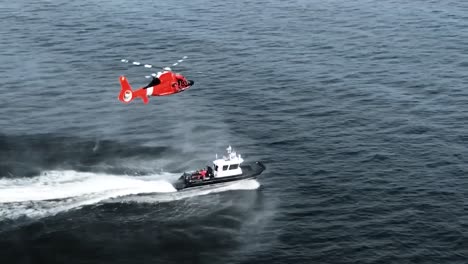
[2,0,468,262]
[115,178,261,204]
[0,134,183,178]
[0,170,260,220]
[0,170,176,219]
[0,170,177,203]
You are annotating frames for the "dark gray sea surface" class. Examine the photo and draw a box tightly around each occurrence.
[1,0,467,263]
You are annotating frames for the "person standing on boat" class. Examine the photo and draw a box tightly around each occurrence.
[199,169,207,180]
[206,166,214,178]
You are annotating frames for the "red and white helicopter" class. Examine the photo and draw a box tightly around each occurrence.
[118,56,194,104]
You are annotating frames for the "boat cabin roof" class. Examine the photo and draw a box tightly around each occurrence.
[212,146,244,167]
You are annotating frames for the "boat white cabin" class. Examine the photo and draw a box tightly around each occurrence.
[212,146,244,178]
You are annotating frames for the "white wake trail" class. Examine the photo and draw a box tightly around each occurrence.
[0,170,261,220]
[115,179,261,204]
[0,170,178,220]
[0,170,176,203]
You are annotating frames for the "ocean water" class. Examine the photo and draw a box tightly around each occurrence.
[0,0,467,263]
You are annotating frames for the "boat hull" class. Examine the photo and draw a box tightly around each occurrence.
[174,161,265,190]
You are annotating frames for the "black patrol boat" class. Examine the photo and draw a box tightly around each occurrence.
[174,146,265,190]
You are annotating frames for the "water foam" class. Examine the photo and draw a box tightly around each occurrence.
[115,179,261,204]
[0,170,261,220]
[0,170,176,203]
[0,170,177,220]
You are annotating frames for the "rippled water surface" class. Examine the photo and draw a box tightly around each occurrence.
[0,0,467,263]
